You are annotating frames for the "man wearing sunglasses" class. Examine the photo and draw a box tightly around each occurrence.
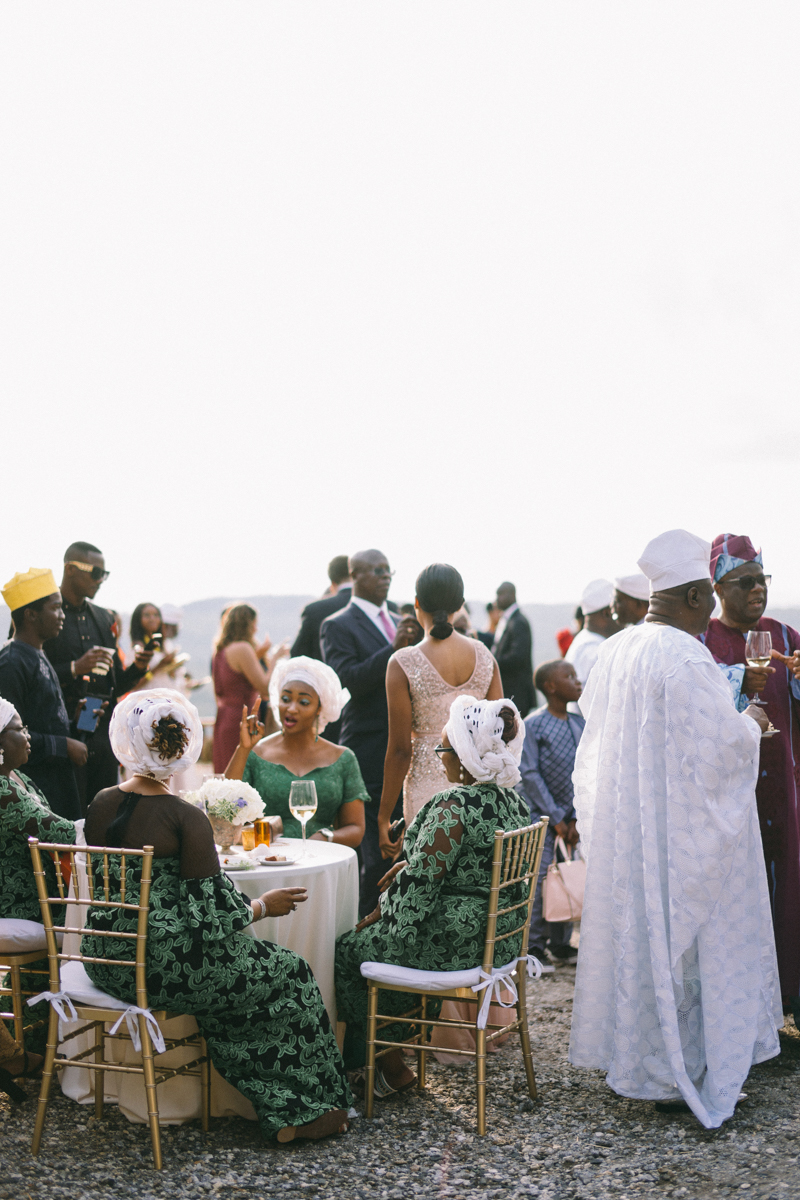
[43,541,154,812]
[701,533,800,1026]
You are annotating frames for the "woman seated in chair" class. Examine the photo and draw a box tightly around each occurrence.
[334,695,530,1095]
[0,696,76,1093]
[83,688,351,1144]
[225,656,367,847]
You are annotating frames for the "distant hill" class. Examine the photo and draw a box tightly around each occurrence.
[2,597,799,719]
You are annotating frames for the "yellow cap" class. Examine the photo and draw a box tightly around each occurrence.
[2,568,59,612]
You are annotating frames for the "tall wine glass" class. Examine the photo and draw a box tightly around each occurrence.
[289,780,318,841]
[745,630,772,706]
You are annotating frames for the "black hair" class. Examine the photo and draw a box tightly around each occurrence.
[10,594,51,635]
[327,555,350,585]
[415,563,465,640]
[498,705,518,744]
[534,659,567,693]
[64,541,102,561]
[130,603,162,646]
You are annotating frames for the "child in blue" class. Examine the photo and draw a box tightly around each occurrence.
[517,659,584,966]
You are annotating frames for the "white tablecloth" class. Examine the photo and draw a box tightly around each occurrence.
[58,833,358,1123]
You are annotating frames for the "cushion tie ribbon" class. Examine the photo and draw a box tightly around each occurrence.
[109,1006,166,1054]
[470,955,543,1029]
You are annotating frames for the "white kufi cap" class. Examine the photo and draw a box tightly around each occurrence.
[580,579,614,615]
[613,573,650,603]
[637,529,711,592]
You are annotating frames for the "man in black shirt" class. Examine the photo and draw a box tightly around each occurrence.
[0,568,84,819]
[43,541,153,811]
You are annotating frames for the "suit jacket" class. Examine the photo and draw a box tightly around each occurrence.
[319,602,399,746]
[493,608,535,717]
[291,586,353,661]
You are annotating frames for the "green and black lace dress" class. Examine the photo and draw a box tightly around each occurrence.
[334,781,530,1068]
[0,771,76,921]
[82,787,351,1138]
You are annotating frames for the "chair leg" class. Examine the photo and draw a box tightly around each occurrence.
[94,1021,105,1119]
[364,983,379,1120]
[417,994,427,1091]
[517,973,537,1100]
[139,1017,163,1171]
[476,1025,487,1136]
[200,1037,211,1133]
[30,1008,60,1156]
[9,964,23,1049]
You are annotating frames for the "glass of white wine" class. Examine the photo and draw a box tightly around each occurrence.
[745,630,772,706]
[289,780,318,842]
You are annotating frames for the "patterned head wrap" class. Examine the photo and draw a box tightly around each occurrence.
[269,656,350,734]
[0,697,17,735]
[109,689,203,780]
[710,533,762,583]
[445,695,526,789]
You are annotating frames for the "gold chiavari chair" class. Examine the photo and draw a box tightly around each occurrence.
[0,923,50,1051]
[27,839,211,1170]
[361,817,548,1135]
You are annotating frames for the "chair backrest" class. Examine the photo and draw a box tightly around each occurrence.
[481,818,549,974]
[28,839,155,1011]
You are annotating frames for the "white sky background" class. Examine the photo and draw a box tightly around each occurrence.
[2,3,799,613]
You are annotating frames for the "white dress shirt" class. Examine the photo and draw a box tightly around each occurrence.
[492,602,519,647]
[350,595,396,643]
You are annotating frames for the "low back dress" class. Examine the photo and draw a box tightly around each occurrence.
[393,639,495,824]
[212,647,258,772]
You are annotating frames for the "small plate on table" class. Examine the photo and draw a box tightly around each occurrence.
[255,847,301,867]
[220,856,258,872]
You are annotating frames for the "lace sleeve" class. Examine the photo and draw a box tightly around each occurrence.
[379,791,466,950]
[178,800,225,880]
[176,873,254,941]
[0,774,76,844]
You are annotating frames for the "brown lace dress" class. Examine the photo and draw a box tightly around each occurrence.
[393,641,496,824]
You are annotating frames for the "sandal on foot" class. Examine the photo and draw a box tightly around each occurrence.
[276,1108,350,1144]
[0,1069,25,1104]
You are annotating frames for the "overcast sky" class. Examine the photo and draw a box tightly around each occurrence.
[2,3,798,614]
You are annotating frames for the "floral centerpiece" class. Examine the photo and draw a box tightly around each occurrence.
[183,777,265,854]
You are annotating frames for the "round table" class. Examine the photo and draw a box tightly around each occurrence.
[228,837,359,1024]
[59,832,358,1124]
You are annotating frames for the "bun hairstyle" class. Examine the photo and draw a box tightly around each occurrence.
[498,705,518,745]
[415,564,465,640]
[149,716,189,763]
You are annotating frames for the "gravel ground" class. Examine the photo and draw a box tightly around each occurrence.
[1,966,799,1200]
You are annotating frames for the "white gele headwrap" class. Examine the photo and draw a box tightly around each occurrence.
[0,696,17,735]
[269,656,350,735]
[445,695,526,790]
[109,689,203,780]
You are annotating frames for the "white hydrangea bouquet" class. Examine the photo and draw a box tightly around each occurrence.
[183,777,265,853]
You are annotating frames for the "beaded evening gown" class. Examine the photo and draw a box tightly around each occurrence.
[393,640,495,825]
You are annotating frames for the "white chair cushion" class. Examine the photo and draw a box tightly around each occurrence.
[359,958,519,992]
[61,960,129,1011]
[0,919,48,954]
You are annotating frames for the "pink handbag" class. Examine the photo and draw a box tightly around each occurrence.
[542,837,586,923]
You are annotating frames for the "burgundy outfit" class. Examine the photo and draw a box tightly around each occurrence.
[701,617,800,1003]
[212,649,257,773]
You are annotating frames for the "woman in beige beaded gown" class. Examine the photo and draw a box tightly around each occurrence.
[377,564,502,855]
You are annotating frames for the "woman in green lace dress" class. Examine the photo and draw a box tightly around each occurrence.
[0,698,75,1092]
[335,696,531,1091]
[225,657,367,845]
[82,689,351,1144]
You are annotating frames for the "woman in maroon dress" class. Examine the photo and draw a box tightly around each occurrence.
[700,533,800,1021]
[212,604,281,772]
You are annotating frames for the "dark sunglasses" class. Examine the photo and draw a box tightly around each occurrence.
[66,561,110,583]
[434,744,457,758]
[721,574,771,593]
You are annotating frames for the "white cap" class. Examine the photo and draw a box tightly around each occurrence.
[637,529,711,593]
[613,573,650,603]
[580,578,614,614]
[160,604,183,624]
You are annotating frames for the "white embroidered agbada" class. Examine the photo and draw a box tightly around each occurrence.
[568,621,782,1128]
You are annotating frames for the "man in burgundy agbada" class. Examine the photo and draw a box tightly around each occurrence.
[701,533,800,1020]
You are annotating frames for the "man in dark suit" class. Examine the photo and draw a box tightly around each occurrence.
[320,549,419,915]
[491,581,535,717]
[291,556,353,661]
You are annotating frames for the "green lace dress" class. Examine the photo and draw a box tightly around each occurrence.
[334,782,530,1068]
[82,788,351,1138]
[0,772,76,921]
[242,748,369,838]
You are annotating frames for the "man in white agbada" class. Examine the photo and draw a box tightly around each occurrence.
[569,529,782,1128]
[564,579,616,714]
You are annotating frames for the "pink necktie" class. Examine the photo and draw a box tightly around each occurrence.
[378,610,395,642]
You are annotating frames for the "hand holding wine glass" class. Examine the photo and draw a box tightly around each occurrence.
[289,780,318,842]
[745,631,773,705]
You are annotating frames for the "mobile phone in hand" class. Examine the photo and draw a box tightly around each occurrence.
[77,696,104,734]
[389,817,405,842]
